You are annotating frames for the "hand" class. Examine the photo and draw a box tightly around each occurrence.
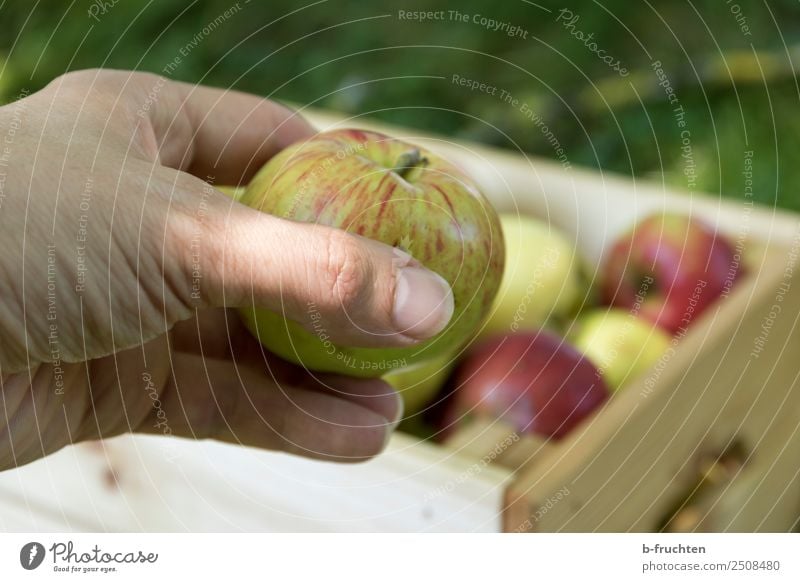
[0,69,453,470]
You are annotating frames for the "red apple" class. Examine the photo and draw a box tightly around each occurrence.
[439,330,609,440]
[601,214,738,335]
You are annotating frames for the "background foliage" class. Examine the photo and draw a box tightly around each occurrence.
[1,0,798,210]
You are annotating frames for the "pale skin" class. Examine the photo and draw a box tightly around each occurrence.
[0,69,453,471]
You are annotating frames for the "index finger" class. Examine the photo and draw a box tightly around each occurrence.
[148,78,315,185]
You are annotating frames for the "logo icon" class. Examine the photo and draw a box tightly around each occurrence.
[19,542,45,570]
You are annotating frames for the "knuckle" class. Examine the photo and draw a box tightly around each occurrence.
[47,70,169,105]
[318,229,371,313]
[152,171,224,307]
[47,69,117,93]
[50,68,102,86]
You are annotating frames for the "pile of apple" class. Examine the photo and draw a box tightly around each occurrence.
[236,128,739,446]
[398,211,738,443]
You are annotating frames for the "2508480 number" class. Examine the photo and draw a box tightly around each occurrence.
[730,560,780,571]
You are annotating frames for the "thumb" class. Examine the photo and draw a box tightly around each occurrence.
[193,193,455,348]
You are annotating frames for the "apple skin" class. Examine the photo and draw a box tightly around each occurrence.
[216,185,246,201]
[601,214,738,335]
[384,352,457,415]
[483,214,583,335]
[238,129,504,377]
[439,330,609,440]
[570,308,671,391]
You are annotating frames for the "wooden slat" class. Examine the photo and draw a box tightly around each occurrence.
[444,419,553,473]
[504,242,800,531]
[0,433,510,532]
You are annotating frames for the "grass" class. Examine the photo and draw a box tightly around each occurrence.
[1,0,798,210]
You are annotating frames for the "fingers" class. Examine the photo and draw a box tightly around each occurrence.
[170,310,402,424]
[190,195,455,348]
[142,352,401,462]
[0,364,90,471]
[311,373,403,427]
[130,71,454,349]
[148,77,315,184]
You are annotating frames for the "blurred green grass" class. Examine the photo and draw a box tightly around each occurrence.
[1,0,798,211]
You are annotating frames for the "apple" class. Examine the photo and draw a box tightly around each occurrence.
[439,330,609,440]
[384,352,458,415]
[569,308,671,391]
[601,214,738,335]
[238,129,504,377]
[216,185,246,201]
[483,214,583,335]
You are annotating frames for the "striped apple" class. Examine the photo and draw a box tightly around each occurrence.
[238,129,504,377]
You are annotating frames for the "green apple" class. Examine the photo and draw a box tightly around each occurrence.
[570,308,671,391]
[384,352,457,414]
[238,128,504,377]
[483,214,582,335]
[216,185,246,201]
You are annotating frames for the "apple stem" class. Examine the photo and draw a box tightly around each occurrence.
[393,148,429,180]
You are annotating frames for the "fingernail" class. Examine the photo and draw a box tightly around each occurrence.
[393,266,454,340]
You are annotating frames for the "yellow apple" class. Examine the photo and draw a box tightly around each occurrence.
[570,308,671,391]
[483,214,582,335]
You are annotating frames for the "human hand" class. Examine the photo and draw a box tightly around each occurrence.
[0,69,454,470]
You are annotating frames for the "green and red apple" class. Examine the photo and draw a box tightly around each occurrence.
[483,214,583,335]
[570,308,670,391]
[601,213,738,335]
[238,129,504,377]
[439,330,609,440]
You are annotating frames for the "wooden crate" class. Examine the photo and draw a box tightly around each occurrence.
[2,110,799,533]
